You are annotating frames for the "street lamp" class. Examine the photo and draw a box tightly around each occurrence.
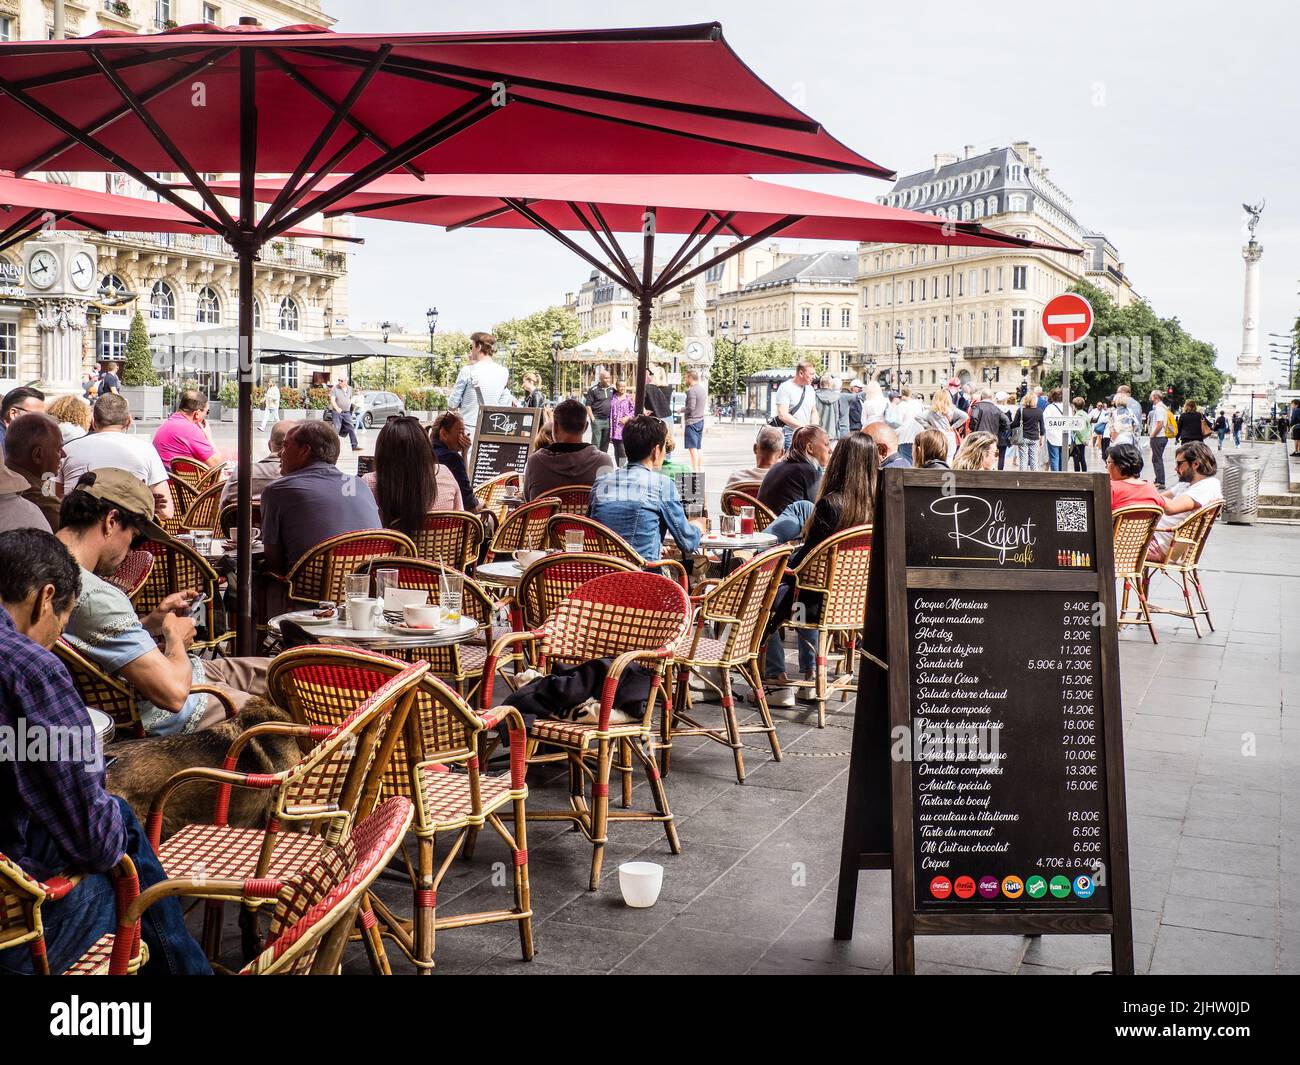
[380,320,394,388]
[894,327,905,389]
[948,345,958,384]
[720,319,749,422]
[1019,358,1030,400]
[508,338,518,379]
[551,328,563,400]
[425,306,438,385]
[865,355,877,383]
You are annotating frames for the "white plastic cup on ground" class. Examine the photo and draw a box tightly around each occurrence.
[618,861,664,908]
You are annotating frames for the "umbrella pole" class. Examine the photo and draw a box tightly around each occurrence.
[235,50,257,658]
[634,209,656,417]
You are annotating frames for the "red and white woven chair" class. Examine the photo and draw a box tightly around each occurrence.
[130,535,232,654]
[719,488,776,532]
[667,545,792,783]
[100,797,416,976]
[147,654,428,966]
[107,548,155,599]
[178,481,224,534]
[412,510,487,570]
[489,497,560,560]
[483,571,693,891]
[0,852,146,975]
[273,529,416,609]
[544,513,689,588]
[539,483,593,515]
[476,472,521,522]
[169,457,208,490]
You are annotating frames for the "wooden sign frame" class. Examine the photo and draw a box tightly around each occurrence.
[834,467,1133,975]
[469,405,542,488]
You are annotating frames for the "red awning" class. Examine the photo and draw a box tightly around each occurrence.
[0,23,887,181]
[210,172,1075,253]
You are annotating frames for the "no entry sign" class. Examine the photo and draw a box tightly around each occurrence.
[1041,293,1094,345]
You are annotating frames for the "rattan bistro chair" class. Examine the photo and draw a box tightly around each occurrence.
[362,556,503,702]
[217,499,261,538]
[726,479,762,497]
[274,529,416,608]
[544,513,689,588]
[720,488,776,532]
[107,548,155,599]
[130,535,232,654]
[1141,500,1223,638]
[149,655,429,966]
[1112,504,1163,644]
[666,546,792,783]
[179,481,224,533]
[0,852,146,975]
[515,552,640,631]
[476,472,521,518]
[489,497,560,559]
[483,571,693,891]
[52,637,238,740]
[413,510,487,570]
[780,525,874,728]
[169,457,208,490]
[160,475,199,536]
[540,483,593,515]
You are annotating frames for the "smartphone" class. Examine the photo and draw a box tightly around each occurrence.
[188,593,208,609]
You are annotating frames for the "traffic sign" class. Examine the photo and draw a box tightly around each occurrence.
[1041,293,1094,345]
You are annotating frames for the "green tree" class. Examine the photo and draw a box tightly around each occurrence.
[709,336,808,402]
[120,309,160,386]
[1040,280,1225,408]
[650,324,683,353]
[492,306,584,395]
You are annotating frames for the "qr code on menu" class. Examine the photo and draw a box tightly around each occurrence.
[1056,498,1089,533]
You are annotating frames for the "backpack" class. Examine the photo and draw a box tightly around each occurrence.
[1164,409,1178,437]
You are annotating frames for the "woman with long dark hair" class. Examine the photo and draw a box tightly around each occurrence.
[363,416,462,538]
[764,433,879,706]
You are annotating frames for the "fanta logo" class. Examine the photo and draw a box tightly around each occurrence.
[1001,875,1025,899]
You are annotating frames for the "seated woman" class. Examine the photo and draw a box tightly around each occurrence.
[952,430,999,471]
[912,428,950,469]
[363,416,463,539]
[428,411,498,531]
[762,433,879,707]
[1105,442,1165,510]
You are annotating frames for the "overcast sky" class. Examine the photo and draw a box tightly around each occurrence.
[329,0,1298,380]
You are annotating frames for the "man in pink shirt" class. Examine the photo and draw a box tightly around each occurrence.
[152,389,219,471]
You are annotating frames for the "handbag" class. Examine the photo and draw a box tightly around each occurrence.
[1200,414,1213,439]
[769,387,807,428]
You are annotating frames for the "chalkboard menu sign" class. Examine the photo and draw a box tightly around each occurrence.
[834,469,1133,975]
[470,405,541,488]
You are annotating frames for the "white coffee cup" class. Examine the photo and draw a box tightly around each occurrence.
[402,603,443,629]
[617,861,664,908]
[347,596,380,631]
[513,548,547,568]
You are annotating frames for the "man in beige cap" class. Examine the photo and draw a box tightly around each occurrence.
[55,469,269,735]
[0,449,49,534]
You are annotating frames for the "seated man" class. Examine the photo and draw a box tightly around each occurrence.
[522,398,613,500]
[258,418,382,575]
[726,424,784,488]
[220,417,290,510]
[60,393,173,519]
[3,412,64,531]
[0,529,209,975]
[152,388,220,470]
[589,415,706,562]
[757,424,829,516]
[0,453,49,534]
[1149,441,1223,561]
[56,469,270,735]
[863,421,911,469]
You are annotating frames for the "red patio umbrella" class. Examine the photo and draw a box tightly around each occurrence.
[0,19,885,654]
[213,171,1078,407]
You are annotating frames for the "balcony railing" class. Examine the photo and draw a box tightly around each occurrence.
[103,230,348,273]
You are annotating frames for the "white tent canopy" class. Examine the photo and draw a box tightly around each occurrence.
[570,327,670,363]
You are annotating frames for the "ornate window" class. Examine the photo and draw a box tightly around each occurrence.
[987,196,998,215]
[196,285,221,324]
[148,279,175,320]
[100,274,128,299]
[960,201,972,220]
[278,295,300,332]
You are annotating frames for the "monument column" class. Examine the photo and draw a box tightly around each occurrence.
[1237,239,1264,386]
[35,298,89,391]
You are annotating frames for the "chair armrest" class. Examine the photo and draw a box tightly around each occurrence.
[474,705,529,789]
[146,765,285,850]
[212,721,334,826]
[645,558,688,589]
[481,630,542,710]
[597,647,674,729]
[191,684,239,721]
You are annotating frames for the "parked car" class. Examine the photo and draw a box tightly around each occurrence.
[356,390,405,428]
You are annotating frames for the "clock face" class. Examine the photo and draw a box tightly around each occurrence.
[28,249,58,290]
[685,339,707,361]
[70,252,96,292]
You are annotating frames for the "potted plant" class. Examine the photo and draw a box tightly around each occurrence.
[118,310,166,422]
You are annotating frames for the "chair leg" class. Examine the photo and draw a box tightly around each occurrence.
[1191,568,1213,631]
[200,900,224,960]
[415,834,436,974]
[720,671,746,784]
[238,903,261,962]
[630,737,681,856]
[358,893,392,975]
[589,738,612,891]
[1136,582,1158,645]
[746,660,782,762]
[1180,572,1202,637]
[512,796,535,961]
[816,630,829,729]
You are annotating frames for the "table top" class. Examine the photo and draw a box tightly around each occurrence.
[699,531,778,550]
[268,611,480,648]
[476,560,523,586]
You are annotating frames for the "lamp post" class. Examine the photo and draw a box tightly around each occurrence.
[720,319,749,422]
[551,327,563,401]
[380,319,394,389]
[508,338,518,382]
[894,327,905,390]
[425,306,438,386]
[948,345,958,385]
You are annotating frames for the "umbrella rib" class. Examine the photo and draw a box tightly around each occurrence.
[653,211,736,291]
[88,49,238,233]
[62,213,109,235]
[0,71,220,232]
[503,198,636,292]
[257,44,394,235]
[0,208,47,248]
[443,199,533,232]
[256,130,367,238]
[323,193,443,219]
[648,210,713,289]
[269,94,502,237]
[584,201,640,283]
[7,45,214,92]
[565,201,636,288]
[658,214,803,294]
[12,49,234,176]
[292,46,822,135]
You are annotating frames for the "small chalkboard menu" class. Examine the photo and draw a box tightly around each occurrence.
[834,469,1133,975]
[673,471,706,517]
[470,405,541,488]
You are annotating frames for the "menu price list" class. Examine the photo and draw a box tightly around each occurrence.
[907,589,1110,910]
[471,440,530,484]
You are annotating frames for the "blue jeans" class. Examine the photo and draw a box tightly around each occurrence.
[763,583,817,678]
[1047,442,1063,471]
[767,500,814,545]
[0,798,211,976]
[782,425,795,451]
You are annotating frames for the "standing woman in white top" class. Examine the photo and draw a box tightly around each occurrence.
[448,331,511,441]
[259,377,280,432]
[859,379,888,427]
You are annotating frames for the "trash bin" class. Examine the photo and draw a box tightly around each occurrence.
[1221,451,1264,524]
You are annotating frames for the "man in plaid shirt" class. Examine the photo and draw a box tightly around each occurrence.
[0,529,208,975]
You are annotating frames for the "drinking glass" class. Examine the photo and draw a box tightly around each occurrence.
[374,567,399,609]
[564,529,585,553]
[191,529,213,556]
[345,574,370,603]
[439,571,464,621]
[720,514,740,537]
[739,506,756,535]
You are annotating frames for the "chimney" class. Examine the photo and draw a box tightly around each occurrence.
[933,152,957,171]
[963,144,976,160]
[1012,140,1030,163]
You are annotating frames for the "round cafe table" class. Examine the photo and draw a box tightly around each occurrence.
[699,530,778,573]
[476,560,523,589]
[268,611,480,651]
